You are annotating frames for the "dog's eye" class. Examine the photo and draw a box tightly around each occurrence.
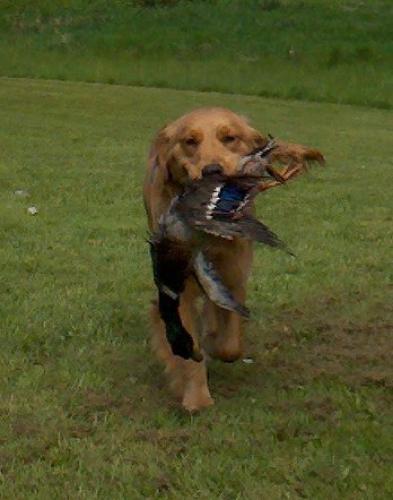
[222,135,237,144]
[184,137,198,146]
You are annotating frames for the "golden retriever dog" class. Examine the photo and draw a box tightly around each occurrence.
[143,107,323,411]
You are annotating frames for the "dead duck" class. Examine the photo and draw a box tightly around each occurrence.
[149,140,291,361]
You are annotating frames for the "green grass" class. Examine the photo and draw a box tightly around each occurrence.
[1,77,392,498]
[1,0,392,109]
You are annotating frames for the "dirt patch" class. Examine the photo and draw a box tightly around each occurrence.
[155,474,172,493]
[65,389,136,419]
[304,396,338,421]
[135,428,192,449]
[272,320,393,390]
[11,416,41,437]
[134,427,194,458]
[213,302,392,412]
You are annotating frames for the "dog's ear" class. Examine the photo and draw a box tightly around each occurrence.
[144,125,175,231]
[149,125,172,182]
[245,125,269,150]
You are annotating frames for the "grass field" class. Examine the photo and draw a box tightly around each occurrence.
[1,0,392,109]
[0,77,392,497]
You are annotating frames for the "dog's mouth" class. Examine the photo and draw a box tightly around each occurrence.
[200,161,284,183]
[176,152,284,186]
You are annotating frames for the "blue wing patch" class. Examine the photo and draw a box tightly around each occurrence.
[213,183,248,217]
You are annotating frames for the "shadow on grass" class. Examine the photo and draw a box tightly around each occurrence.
[210,294,393,405]
[67,290,393,419]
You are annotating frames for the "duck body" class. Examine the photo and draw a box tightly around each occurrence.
[167,140,290,252]
[173,173,287,250]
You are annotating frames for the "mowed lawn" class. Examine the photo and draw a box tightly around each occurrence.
[0,77,392,498]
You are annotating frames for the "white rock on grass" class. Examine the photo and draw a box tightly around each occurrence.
[27,206,38,215]
[14,190,30,197]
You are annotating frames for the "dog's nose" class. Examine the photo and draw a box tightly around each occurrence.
[202,164,223,176]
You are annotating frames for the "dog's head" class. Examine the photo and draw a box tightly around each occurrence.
[151,108,267,185]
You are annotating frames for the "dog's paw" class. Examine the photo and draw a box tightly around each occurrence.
[182,389,214,413]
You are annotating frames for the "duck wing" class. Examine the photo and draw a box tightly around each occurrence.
[193,215,290,252]
[193,252,250,318]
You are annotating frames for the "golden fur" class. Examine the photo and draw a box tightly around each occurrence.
[143,107,323,411]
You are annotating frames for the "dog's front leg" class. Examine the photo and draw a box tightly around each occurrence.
[151,277,213,412]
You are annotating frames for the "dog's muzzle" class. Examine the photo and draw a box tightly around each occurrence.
[202,164,224,176]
